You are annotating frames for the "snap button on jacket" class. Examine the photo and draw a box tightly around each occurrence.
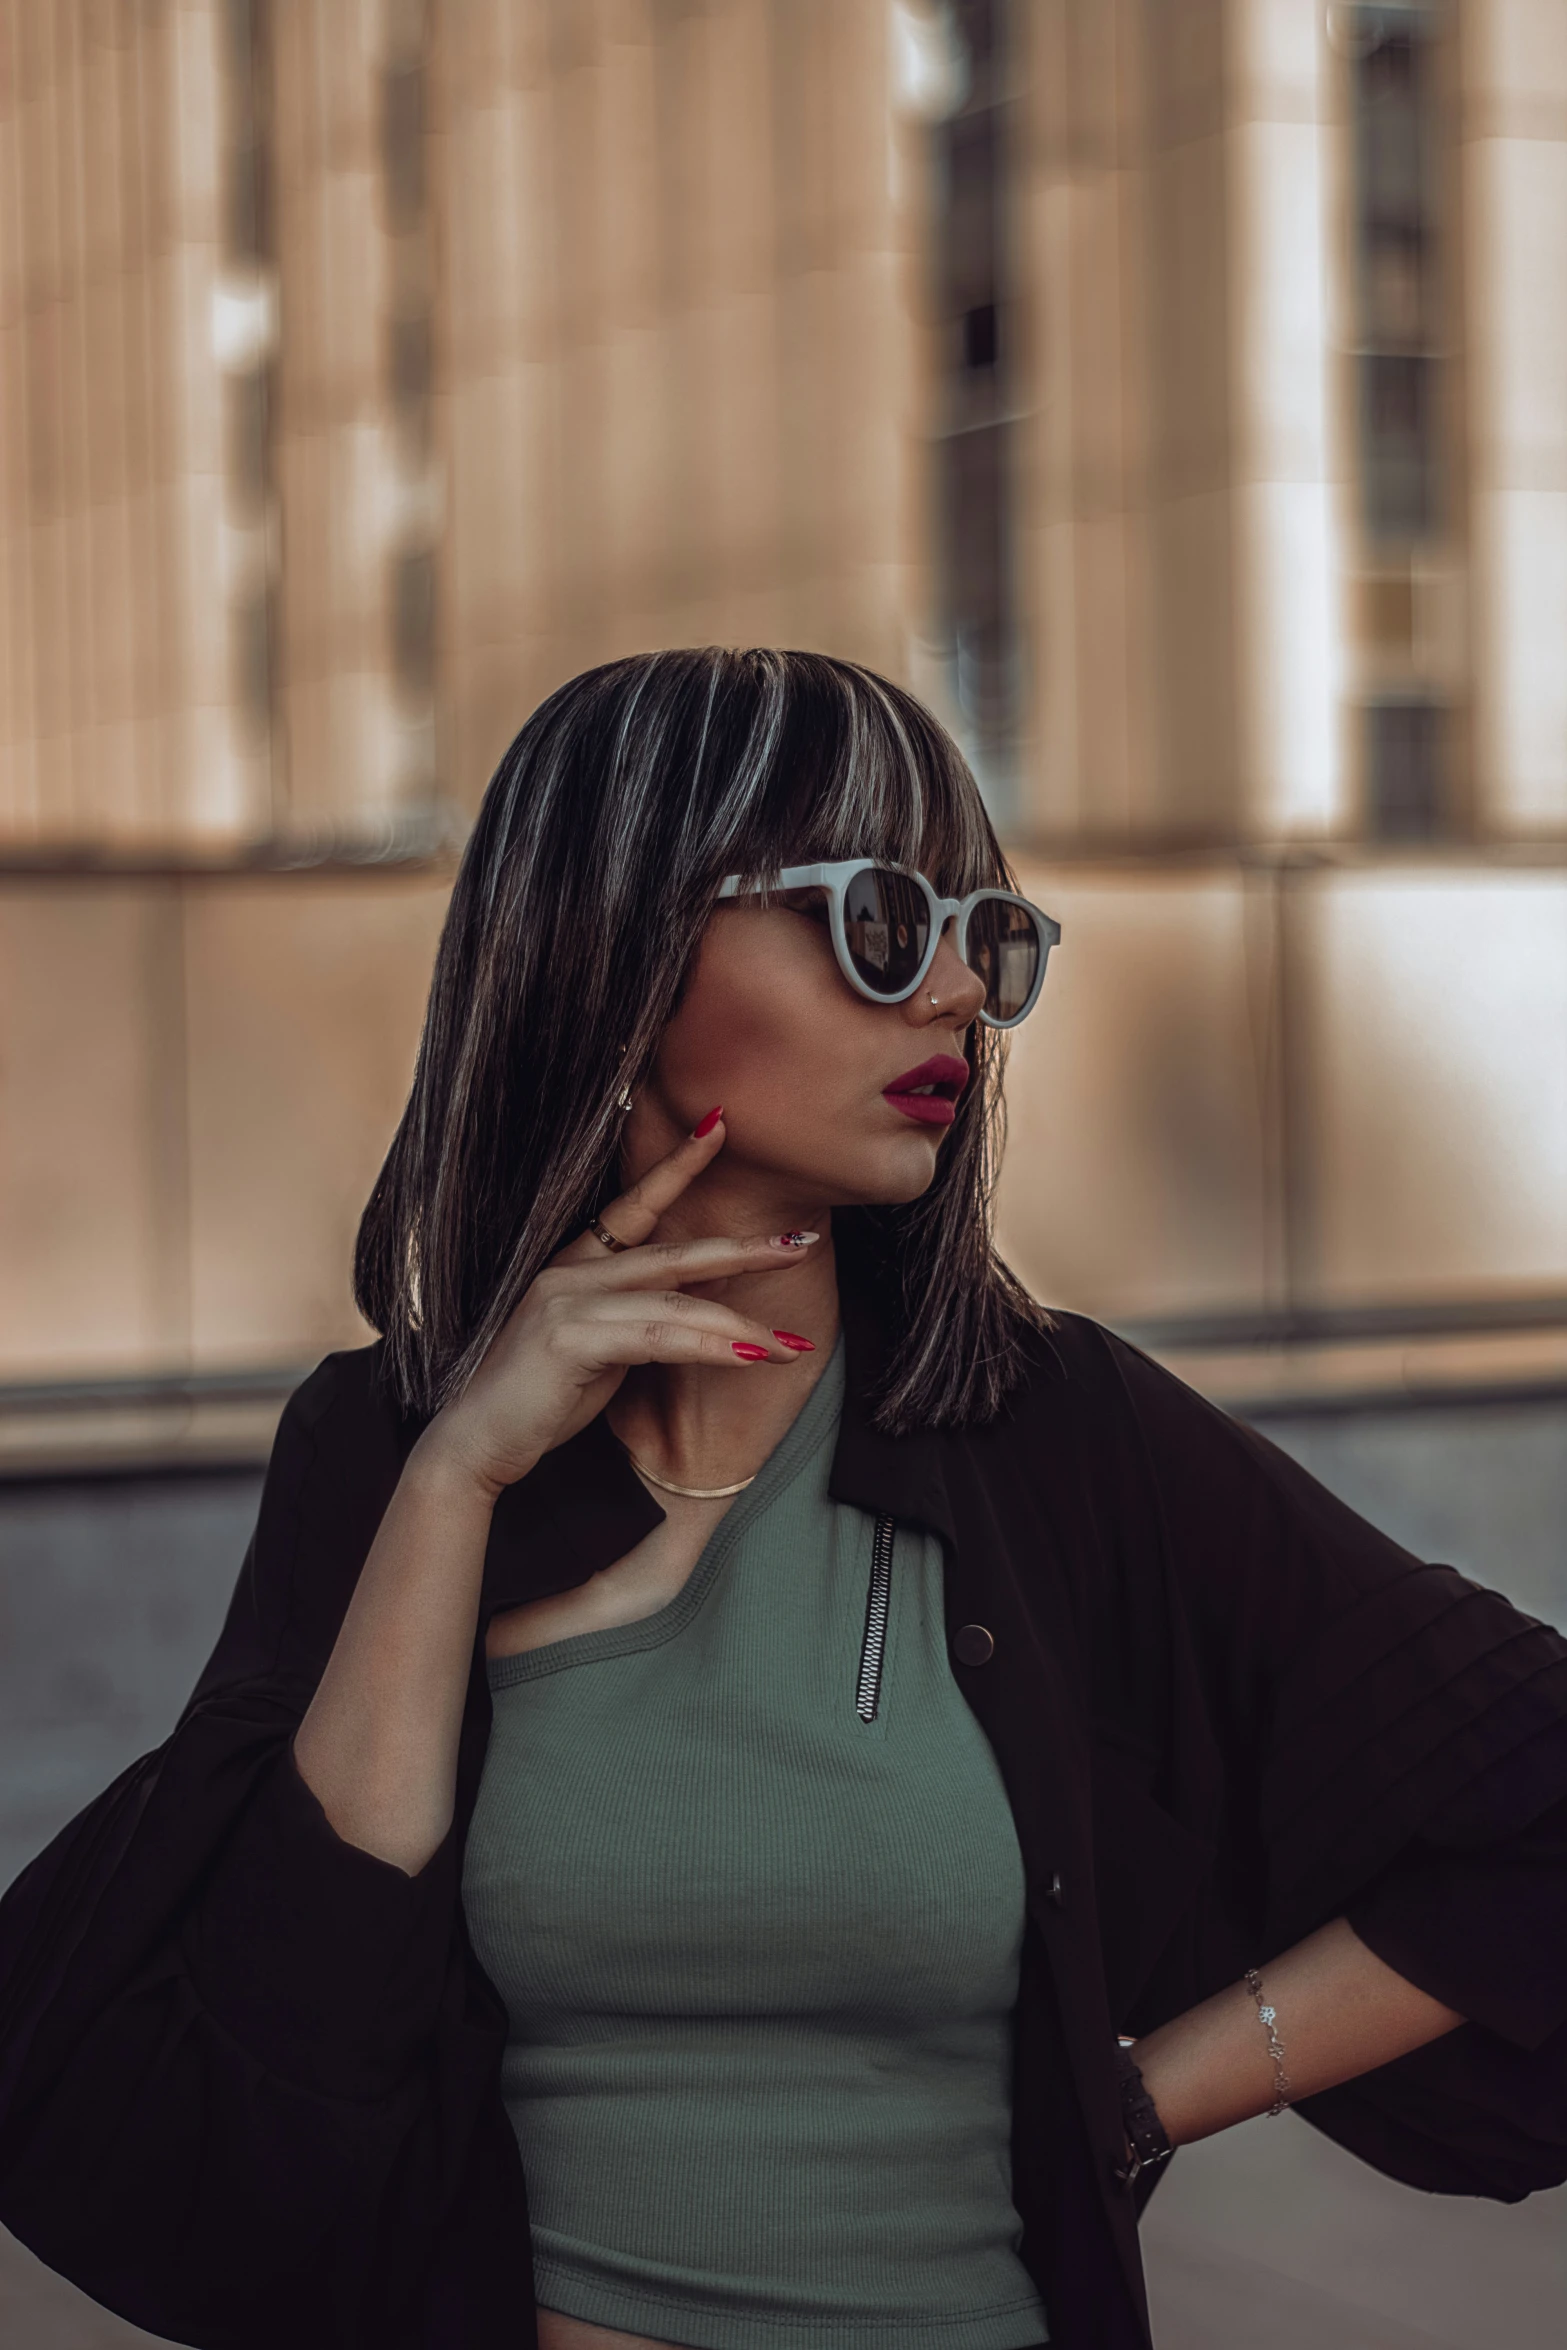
[1,1301,1565,2350]
[952,1622,996,1666]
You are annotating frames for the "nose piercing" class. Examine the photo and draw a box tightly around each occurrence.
[928,992,939,1006]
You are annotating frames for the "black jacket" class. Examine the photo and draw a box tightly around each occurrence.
[2,1302,1565,2350]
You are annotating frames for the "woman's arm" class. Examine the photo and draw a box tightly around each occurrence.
[291,1442,498,1875]
[1130,1915,1465,2146]
[1097,1329,1567,2197]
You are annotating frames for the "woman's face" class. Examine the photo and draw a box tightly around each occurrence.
[634,889,990,1210]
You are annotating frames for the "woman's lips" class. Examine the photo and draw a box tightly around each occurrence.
[882,1053,970,1128]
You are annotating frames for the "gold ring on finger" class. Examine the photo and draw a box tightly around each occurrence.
[587,1214,631,1254]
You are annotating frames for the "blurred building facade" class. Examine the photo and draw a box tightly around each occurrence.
[1,0,1564,1466]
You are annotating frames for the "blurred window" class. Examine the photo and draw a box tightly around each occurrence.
[393,548,437,701]
[222,0,273,265]
[1360,352,1436,541]
[1346,5,1461,842]
[381,2,438,754]
[1349,8,1443,545]
[234,587,275,742]
[1366,698,1446,839]
[226,367,272,509]
[930,0,1020,827]
[382,57,426,232]
[219,0,280,783]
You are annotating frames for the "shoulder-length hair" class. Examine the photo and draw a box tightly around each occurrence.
[354,646,1050,1433]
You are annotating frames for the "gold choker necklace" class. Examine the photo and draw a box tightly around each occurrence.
[623,1449,756,1501]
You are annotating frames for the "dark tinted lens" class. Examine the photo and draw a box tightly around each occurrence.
[965,897,1042,1022]
[842,868,930,996]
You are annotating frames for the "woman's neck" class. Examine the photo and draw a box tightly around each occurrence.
[604,1187,841,1490]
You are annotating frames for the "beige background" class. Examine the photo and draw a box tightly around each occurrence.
[1,1,1565,1422]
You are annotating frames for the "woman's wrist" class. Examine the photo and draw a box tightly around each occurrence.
[1126,1920,1467,2150]
[406,1420,521,1510]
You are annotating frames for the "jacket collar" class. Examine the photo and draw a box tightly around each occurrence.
[478,1281,955,1620]
[826,1280,957,1547]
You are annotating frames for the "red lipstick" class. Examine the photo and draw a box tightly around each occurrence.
[881,1053,970,1127]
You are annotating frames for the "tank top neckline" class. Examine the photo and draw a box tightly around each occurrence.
[487,1336,847,1692]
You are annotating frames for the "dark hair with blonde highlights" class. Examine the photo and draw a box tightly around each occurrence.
[354,647,1050,1433]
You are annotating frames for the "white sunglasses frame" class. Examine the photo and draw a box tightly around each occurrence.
[715,859,1061,1029]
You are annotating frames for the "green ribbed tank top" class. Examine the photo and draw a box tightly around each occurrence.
[460,1340,1049,2350]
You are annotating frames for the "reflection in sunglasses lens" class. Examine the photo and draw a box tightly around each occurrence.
[844,869,928,995]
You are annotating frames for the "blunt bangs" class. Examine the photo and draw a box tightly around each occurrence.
[706,653,1011,904]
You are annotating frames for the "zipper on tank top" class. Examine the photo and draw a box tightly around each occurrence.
[855,1514,896,1722]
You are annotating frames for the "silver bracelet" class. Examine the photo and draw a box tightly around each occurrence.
[1243,1965,1293,2115]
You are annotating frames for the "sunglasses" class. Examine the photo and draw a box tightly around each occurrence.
[716,860,1061,1029]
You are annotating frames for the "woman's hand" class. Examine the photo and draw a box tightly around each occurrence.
[413,1114,816,1501]
[295,1113,816,1873]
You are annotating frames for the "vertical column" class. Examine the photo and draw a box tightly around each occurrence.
[210,0,284,839]
[769,0,919,675]
[116,1,171,842]
[273,0,438,839]
[1142,0,1242,837]
[431,0,925,813]
[0,3,49,841]
[430,0,556,801]
[1225,0,1348,840]
[0,8,89,842]
[679,0,781,649]
[1337,4,1470,841]
[0,1,253,850]
[1463,0,1567,834]
[271,0,373,835]
[1011,0,1158,840]
[382,0,441,823]
[922,0,1024,826]
[80,8,138,838]
[168,0,265,844]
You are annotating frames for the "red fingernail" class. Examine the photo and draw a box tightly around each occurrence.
[693,1105,724,1138]
[772,1331,815,1351]
[731,1341,769,1361]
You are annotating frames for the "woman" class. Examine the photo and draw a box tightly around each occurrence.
[1,648,1564,2350]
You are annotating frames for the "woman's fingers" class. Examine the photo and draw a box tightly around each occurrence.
[567,1290,811,1369]
[554,1109,728,1264]
[570,1228,820,1293]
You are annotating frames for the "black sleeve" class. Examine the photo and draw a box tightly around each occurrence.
[0,1352,508,2349]
[1344,1793,1567,2050]
[1105,1329,1567,2200]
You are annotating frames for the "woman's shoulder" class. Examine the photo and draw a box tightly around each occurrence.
[989,1303,1318,1526]
[281,1335,402,1428]
[1003,1302,1271,1455]
[266,1339,411,1508]
[999,1303,1179,1420]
